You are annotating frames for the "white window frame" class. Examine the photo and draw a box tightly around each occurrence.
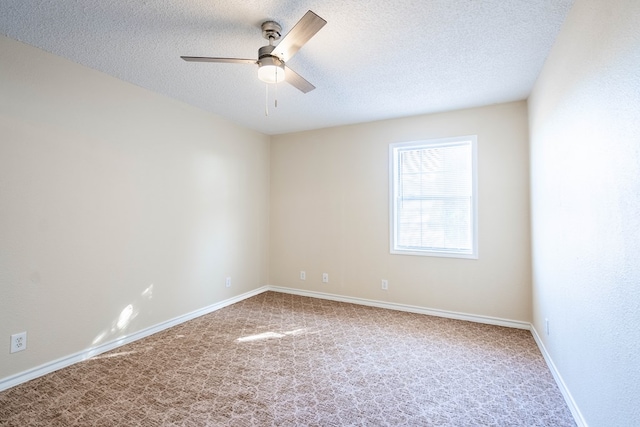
[389,135,478,259]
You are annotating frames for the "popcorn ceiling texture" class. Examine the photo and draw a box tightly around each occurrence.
[0,292,575,426]
[0,0,573,134]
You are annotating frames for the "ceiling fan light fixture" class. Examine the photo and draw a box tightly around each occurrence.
[258,57,286,84]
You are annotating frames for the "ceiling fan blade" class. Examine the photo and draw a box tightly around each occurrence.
[181,56,257,65]
[274,10,327,62]
[284,66,316,93]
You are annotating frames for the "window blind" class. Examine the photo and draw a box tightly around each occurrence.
[391,137,476,258]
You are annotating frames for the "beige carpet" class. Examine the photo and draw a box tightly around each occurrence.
[0,291,575,426]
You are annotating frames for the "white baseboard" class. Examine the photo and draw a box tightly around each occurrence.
[0,286,269,392]
[266,285,531,330]
[530,326,587,427]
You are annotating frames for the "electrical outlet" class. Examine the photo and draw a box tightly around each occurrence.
[10,332,27,353]
[300,271,306,280]
[225,277,231,288]
[381,279,388,290]
[322,273,329,283]
[545,318,550,336]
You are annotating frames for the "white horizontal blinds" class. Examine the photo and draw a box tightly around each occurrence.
[396,141,473,253]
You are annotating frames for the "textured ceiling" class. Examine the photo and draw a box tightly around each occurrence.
[0,0,574,135]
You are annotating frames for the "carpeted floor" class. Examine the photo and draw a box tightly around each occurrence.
[0,291,575,426]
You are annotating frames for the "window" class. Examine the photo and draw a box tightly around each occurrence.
[389,136,477,259]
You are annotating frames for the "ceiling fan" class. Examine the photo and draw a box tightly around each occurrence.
[181,10,327,93]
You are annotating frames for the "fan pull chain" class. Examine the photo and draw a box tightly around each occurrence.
[275,68,278,108]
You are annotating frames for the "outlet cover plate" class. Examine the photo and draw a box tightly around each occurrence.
[10,332,27,353]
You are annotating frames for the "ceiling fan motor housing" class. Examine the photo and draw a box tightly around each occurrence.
[258,45,283,65]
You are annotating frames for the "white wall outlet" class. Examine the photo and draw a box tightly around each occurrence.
[10,332,27,353]
[300,271,306,280]
[381,279,388,290]
[225,277,231,288]
[545,318,550,336]
[322,273,329,283]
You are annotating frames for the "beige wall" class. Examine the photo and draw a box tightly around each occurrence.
[270,102,532,322]
[528,0,640,424]
[0,36,270,380]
